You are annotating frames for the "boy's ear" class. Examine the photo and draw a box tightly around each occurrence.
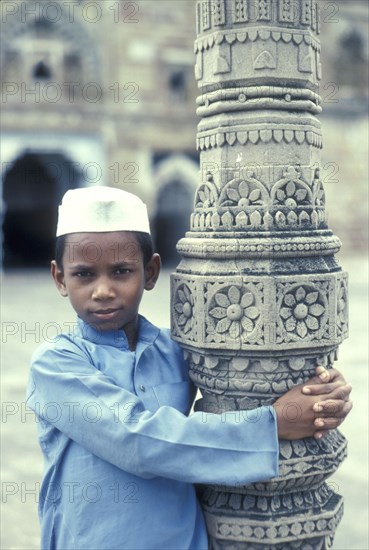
[144,253,161,291]
[51,260,68,297]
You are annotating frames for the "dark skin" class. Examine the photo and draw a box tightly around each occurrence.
[51,231,161,350]
[52,231,352,442]
[274,367,352,440]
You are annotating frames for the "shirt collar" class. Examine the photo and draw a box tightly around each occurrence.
[76,315,160,350]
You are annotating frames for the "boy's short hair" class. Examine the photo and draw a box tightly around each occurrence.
[55,232,154,271]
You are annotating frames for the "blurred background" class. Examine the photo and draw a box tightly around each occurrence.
[1,0,368,267]
[1,0,368,548]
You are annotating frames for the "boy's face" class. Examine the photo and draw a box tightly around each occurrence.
[51,231,160,337]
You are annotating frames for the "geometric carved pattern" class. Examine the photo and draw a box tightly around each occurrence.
[213,0,226,26]
[197,0,319,34]
[232,0,248,23]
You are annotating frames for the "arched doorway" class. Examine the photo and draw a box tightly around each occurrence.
[154,178,194,266]
[152,154,198,266]
[2,151,81,268]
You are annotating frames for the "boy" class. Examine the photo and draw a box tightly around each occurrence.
[27,187,352,550]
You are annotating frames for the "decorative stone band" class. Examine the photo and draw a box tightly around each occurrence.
[186,348,338,376]
[185,348,341,406]
[195,30,321,53]
[171,272,349,350]
[201,484,337,513]
[197,111,322,148]
[191,163,327,232]
[190,211,327,232]
[197,87,321,117]
[209,535,336,550]
[194,22,322,89]
[196,0,320,35]
[197,87,320,106]
[197,127,323,149]
[203,497,343,546]
[176,234,341,258]
[190,163,328,231]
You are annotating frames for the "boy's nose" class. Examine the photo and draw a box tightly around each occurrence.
[91,278,116,300]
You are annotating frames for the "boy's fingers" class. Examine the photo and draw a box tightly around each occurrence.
[327,368,346,384]
[309,367,347,386]
[302,382,352,397]
[314,416,343,429]
[306,367,330,386]
[302,382,335,395]
[313,429,330,440]
[313,399,353,418]
[315,366,330,381]
[315,366,346,383]
[303,367,347,391]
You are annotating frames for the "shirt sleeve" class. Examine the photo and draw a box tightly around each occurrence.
[27,341,279,485]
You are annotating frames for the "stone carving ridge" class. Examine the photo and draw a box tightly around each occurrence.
[197,128,323,149]
[194,30,321,53]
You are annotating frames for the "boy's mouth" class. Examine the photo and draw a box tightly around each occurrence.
[92,308,121,320]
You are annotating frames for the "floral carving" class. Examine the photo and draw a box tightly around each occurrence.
[192,173,219,230]
[219,178,266,208]
[280,285,325,338]
[209,285,260,339]
[192,167,327,231]
[174,284,195,334]
[336,279,348,336]
[271,166,312,209]
[313,168,326,207]
[194,173,218,210]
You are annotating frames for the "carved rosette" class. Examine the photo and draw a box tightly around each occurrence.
[206,282,262,343]
[172,281,197,340]
[171,1,348,548]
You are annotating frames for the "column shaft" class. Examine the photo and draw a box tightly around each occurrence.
[171,1,348,547]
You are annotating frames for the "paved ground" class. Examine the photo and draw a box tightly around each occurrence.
[1,256,368,549]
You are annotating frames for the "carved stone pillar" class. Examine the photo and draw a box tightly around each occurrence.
[171,1,348,548]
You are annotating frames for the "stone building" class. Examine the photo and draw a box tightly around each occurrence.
[1,0,367,268]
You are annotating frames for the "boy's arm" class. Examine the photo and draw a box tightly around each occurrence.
[27,343,279,486]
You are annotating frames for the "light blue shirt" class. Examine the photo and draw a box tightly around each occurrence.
[27,316,279,550]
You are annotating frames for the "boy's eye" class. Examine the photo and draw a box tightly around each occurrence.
[114,267,131,275]
[74,270,93,277]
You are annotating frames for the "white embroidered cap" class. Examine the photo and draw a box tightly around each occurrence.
[56,187,151,236]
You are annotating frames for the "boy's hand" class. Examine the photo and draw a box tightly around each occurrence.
[301,366,352,439]
[273,366,352,441]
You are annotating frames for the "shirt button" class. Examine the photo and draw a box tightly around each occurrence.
[139,385,146,392]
